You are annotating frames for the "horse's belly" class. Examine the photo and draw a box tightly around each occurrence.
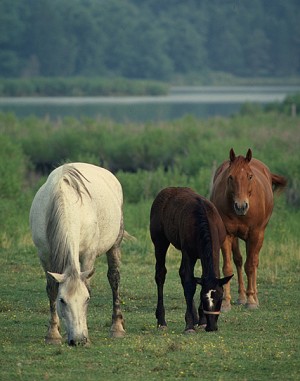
[79,204,122,255]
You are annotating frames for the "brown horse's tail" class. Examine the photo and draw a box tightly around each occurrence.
[272,173,287,194]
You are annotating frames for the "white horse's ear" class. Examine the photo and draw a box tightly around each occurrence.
[81,268,95,281]
[47,271,66,283]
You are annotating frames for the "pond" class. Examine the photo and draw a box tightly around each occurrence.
[0,86,299,122]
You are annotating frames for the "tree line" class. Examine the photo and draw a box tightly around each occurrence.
[1,0,299,81]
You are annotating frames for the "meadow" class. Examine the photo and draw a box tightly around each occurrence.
[0,107,299,380]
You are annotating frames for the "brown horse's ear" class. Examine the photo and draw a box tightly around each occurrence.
[246,148,252,162]
[218,274,234,286]
[229,148,236,162]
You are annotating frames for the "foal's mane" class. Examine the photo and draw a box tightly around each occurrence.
[46,165,91,273]
[193,198,215,278]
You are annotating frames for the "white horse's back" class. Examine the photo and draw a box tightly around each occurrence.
[30,163,123,273]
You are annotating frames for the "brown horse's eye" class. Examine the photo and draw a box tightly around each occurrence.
[249,174,253,180]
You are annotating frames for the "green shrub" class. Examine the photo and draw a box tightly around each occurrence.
[0,135,27,199]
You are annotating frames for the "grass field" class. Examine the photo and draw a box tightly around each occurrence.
[1,109,300,380]
[1,199,299,381]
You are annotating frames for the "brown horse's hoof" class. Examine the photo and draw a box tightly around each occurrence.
[111,330,126,338]
[245,302,259,310]
[221,302,231,312]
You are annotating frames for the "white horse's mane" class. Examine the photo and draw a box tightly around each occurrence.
[46,165,91,274]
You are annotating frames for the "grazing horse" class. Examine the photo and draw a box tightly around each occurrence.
[210,148,287,310]
[150,187,233,332]
[29,163,126,345]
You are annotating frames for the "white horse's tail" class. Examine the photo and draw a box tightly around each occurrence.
[122,230,137,242]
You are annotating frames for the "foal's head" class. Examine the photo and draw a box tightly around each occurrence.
[197,275,233,331]
[48,268,94,346]
[227,148,254,216]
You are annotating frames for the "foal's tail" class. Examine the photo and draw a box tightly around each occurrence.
[271,173,287,194]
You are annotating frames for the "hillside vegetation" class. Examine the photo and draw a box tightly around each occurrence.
[0,98,299,247]
[1,0,299,80]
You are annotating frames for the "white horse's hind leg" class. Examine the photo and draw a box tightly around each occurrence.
[45,277,62,344]
[106,243,125,338]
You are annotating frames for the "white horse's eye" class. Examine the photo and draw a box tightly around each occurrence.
[86,297,91,304]
[59,298,66,305]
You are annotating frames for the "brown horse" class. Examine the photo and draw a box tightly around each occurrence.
[150,187,233,332]
[210,148,287,310]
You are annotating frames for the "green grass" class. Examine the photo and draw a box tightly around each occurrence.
[1,109,300,380]
[1,204,300,381]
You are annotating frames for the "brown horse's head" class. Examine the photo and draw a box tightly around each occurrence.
[227,148,253,216]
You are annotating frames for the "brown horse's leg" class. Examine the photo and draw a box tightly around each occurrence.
[45,276,62,344]
[154,237,169,329]
[179,253,197,333]
[106,246,126,338]
[221,236,234,311]
[232,238,246,305]
[244,232,263,309]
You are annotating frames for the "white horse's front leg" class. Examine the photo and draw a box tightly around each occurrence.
[45,277,62,344]
[106,247,125,338]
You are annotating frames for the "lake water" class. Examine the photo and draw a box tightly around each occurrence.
[0,86,299,122]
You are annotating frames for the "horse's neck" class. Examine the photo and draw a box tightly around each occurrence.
[200,257,216,279]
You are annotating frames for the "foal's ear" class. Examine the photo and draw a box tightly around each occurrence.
[218,274,234,286]
[246,148,252,162]
[195,277,203,285]
[229,148,236,162]
[47,271,66,284]
[81,268,95,281]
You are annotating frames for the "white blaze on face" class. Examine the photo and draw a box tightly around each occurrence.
[206,290,216,309]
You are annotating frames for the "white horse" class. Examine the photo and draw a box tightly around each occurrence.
[29,163,126,345]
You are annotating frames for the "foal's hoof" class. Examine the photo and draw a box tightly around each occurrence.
[157,325,168,331]
[184,328,196,334]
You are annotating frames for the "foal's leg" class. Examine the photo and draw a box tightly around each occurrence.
[221,236,234,311]
[154,236,169,329]
[106,244,125,338]
[45,275,62,344]
[232,238,246,305]
[179,253,197,333]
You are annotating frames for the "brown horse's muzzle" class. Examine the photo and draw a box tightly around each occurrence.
[234,200,249,216]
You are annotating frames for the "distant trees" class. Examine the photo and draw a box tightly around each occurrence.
[0,0,299,80]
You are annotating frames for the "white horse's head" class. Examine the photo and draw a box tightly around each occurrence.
[48,269,94,346]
